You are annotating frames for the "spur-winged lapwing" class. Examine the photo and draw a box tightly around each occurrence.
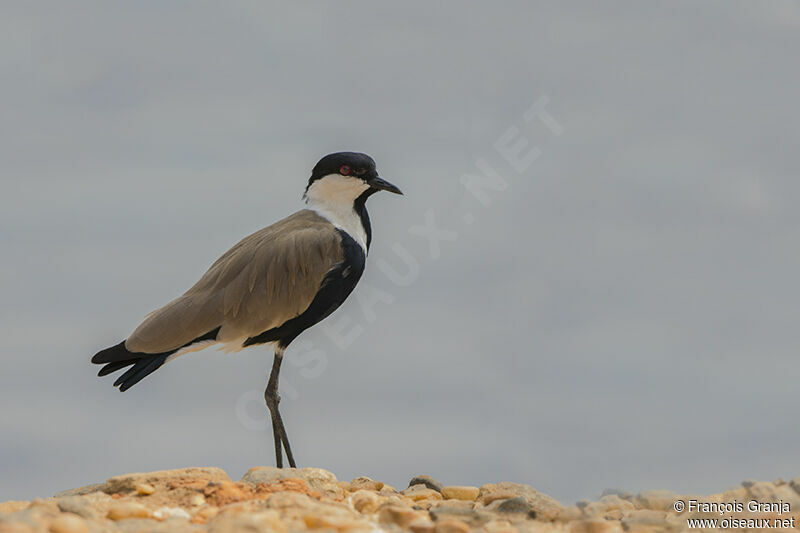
[91,152,402,467]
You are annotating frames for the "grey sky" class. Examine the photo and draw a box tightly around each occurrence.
[2,2,800,504]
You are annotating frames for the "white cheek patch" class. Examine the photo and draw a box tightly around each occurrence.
[305,174,370,252]
[306,174,370,204]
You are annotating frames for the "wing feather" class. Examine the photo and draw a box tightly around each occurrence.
[125,210,343,353]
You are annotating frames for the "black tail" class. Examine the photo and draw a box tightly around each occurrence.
[91,341,172,392]
[91,327,220,392]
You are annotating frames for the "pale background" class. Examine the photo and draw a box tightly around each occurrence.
[2,1,799,503]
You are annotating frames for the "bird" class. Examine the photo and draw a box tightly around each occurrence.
[91,152,402,468]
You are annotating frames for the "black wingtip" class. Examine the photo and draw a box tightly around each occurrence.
[97,359,140,377]
[91,340,129,364]
[114,355,169,392]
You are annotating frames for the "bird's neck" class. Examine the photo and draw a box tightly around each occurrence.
[305,184,374,252]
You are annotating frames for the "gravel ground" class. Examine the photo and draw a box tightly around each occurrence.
[1,467,798,532]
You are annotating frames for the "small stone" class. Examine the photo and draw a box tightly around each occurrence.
[409,518,435,533]
[479,482,563,521]
[741,479,757,489]
[0,502,29,514]
[480,491,518,505]
[55,496,95,520]
[153,506,191,520]
[188,493,206,507]
[441,486,479,501]
[634,490,676,511]
[578,501,610,518]
[495,497,533,515]
[203,481,252,507]
[379,486,400,497]
[107,502,151,520]
[402,485,443,502]
[554,506,584,522]
[350,476,384,492]
[434,518,470,533]
[48,514,89,533]
[304,514,370,531]
[408,475,444,493]
[378,504,421,527]
[135,483,155,496]
[208,509,287,533]
[192,506,219,524]
[599,495,635,512]
[351,490,382,514]
[265,491,319,511]
[430,505,492,527]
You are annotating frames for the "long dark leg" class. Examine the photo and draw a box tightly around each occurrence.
[264,348,296,468]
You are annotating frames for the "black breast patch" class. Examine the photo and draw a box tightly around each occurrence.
[243,229,367,349]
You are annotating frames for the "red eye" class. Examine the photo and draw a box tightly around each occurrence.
[339,165,351,175]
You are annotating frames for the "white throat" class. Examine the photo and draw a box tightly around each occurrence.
[305,174,370,252]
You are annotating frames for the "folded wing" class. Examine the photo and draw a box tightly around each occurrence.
[125,210,343,353]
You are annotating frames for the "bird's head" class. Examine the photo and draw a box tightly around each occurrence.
[304,152,402,208]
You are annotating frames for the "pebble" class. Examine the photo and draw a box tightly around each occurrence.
[409,518,435,533]
[349,476,384,492]
[433,518,470,533]
[208,509,287,533]
[153,507,191,520]
[480,490,518,505]
[403,485,444,502]
[203,481,251,507]
[107,502,151,520]
[135,483,155,496]
[55,497,95,520]
[191,506,219,524]
[441,486,479,501]
[409,475,444,493]
[351,490,382,514]
[48,514,90,533]
[429,505,491,527]
[303,514,368,531]
[554,506,584,523]
[378,504,421,527]
[496,497,533,515]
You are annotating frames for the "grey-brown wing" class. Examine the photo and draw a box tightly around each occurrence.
[125,210,343,353]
